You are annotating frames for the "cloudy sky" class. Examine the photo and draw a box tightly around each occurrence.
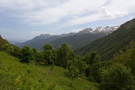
[0,0,135,42]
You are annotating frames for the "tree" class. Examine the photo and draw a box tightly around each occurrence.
[84,51,100,65]
[20,45,34,63]
[35,52,43,63]
[84,51,101,82]
[32,48,37,54]
[65,60,79,86]
[112,41,135,75]
[32,48,38,61]
[55,43,74,68]
[100,63,135,90]
[129,50,135,75]
[13,47,20,58]
[75,55,87,76]
[2,44,20,57]
[2,44,14,55]
[43,43,54,65]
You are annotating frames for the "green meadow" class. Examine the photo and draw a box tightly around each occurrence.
[0,51,98,90]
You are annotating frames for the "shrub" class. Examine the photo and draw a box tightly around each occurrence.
[100,63,135,90]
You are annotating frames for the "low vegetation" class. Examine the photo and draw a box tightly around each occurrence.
[0,51,98,90]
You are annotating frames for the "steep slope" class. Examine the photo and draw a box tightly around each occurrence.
[75,18,135,61]
[0,35,9,50]
[51,32,107,49]
[51,26,118,49]
[0,51,98,90]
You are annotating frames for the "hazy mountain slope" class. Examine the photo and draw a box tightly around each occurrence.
[28,35,62,49]
[51,32,107,49]
[51,27,118,49]
[15,33,76,49]
[15,34,51,48]
[15,26,118,50]
[75,18,135,61]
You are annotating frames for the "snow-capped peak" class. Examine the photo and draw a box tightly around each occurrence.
[77,26,119,35]
[94,26,119,34]
[78,28,93,34]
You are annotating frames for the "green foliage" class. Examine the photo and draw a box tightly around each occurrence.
[32,48,38,61]
[35,52,43,63]
[0,35,9,50]
[112,41,135,75]
[84,51,100,65]
[43,43,55,65]
[100,63,135,90]
[84,52,101,82]
[32,48,37,54]
[13,46,21,57]
[2,44,14,54]
[55,43,74,68]
[2,43,21,58]
[20,45,34,63]
[65,60,79,86]
[76,56,87,76]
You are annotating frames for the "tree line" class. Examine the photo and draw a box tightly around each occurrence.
[2,41,135,90]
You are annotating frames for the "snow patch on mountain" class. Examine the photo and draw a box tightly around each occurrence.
[78,26,119,35]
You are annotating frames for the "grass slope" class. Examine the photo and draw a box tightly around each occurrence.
[75,18,135,61]
[0,36,9,50]
[0,51,98,90]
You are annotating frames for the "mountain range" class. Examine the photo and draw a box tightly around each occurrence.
[75,18,135,61]
[15,26,118,50]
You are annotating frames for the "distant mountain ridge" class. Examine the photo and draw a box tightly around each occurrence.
[15,33,77,49]
[15,26,118,50]
[51,26,118,49]
[16,34,51,48]
[75,18,135,61]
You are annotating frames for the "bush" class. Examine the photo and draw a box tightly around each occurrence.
[20,46,34,63]
[100,63,135,90]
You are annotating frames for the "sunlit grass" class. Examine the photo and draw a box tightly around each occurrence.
[0,51,98,90]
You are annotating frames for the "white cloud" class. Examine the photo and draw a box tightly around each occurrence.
[70,28,84,33]
[60,7,127,27]
[0,0,135,26]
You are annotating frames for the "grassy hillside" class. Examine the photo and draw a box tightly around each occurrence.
[75,18,135,61]
[0,51,98,90]
[0,35,9,50]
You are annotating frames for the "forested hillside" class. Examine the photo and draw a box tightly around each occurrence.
[75,18,135,61]
[51,32,106,49]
